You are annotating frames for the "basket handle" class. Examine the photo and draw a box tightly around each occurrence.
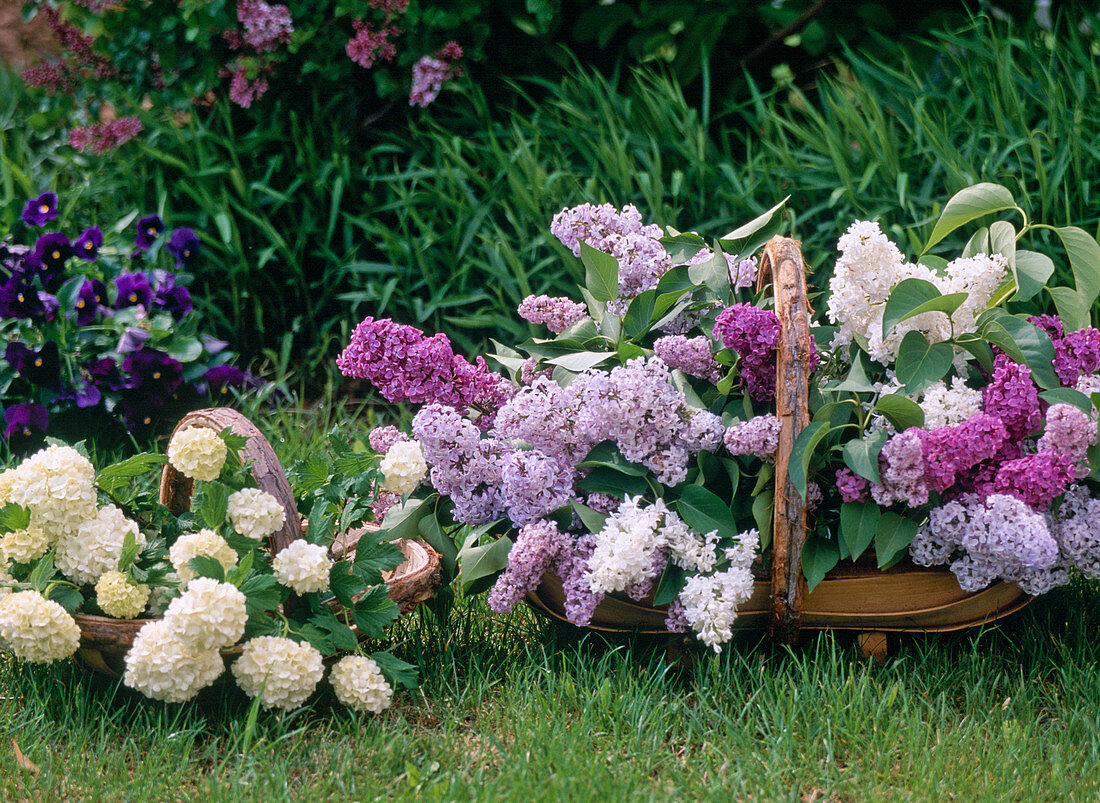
[757,235,813,644]
[158,407,304,553]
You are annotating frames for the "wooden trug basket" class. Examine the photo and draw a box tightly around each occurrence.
[525,236,1031,646]
[74,407,442,677]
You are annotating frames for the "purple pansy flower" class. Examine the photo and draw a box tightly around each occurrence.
[114,271,153,310]
[121,347,183,405]
[21,192,58,226]
[0,274,48,319]
[37,292,59,321]
[73,278,108,325]
[5,341,62,391]
[165,228,200,269]
[73,226,104,261]
[87,357,123,392]
[134,215,164,251]
[31,232,73,286]
[56,379,102,409]
[201,334,229,354]
[151,270,193,320]
[203,365,262,397]
[118,327,152,354]
[4,403,49,440]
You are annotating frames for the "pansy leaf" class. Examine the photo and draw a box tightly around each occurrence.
[922,183,1016,253]
[802,534,839,593]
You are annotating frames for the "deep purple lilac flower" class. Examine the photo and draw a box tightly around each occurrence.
[5,341,62,391]
[487,519,569,613]
[134,215,164,250]
[165,228,200,269]
[73,278,108,325]
[836,468,868,503]
[982,355,1041,440]
[73,226,103,261]
[4,403,49,440]
[713,303,781,403]
[920,413,1008,493]
[992,452,1074,510]
[21,192,58,226]
[114,272,153,310]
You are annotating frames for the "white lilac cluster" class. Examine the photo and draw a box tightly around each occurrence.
[231,635,325,711]
[272,541,332,594]
[123,578,246,702]
[226,488,286,540]
[166,427,228,482]
[919,377,984,429]
[95,570,151,619]
[169,529,238,584]
[379,440,428,495]
[0,589,81,663]
[674,529,759,651]
[584,497,719,595]
[56,504,146,587]
[4,444,97,545]
[329,655,394,713]
[826,220,1007,364]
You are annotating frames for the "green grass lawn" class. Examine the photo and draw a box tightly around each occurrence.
[2,577,1098,801]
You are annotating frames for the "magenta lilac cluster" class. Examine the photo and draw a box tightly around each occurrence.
[652,335,723,383]
[981,355,1041,440]
[368,424,408,454]
[836,468,868,503]
[409,43,464,107]
[1029,315,1100,387]
[712,304,781,403]
[517,294,588,334]
[337,317,512,415]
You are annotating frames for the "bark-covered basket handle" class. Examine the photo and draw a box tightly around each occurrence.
[159,407,303,553]
[757,236,813,645]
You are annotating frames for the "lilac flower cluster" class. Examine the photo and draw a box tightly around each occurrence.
[518,357,551,386]
[724,415,781,462]
[337,317,512,415]
[684,249,758,290]
[487,520,569,613]
[1030,315,1100,387]
[991,452,1074,510]
[409,44,464,107]
[982,355,1041,440]
[836,468,868,503]
[1036,403,1096,476]
[368,425,408,454]
[517,295,588,334]
[713,304,781,403]
[500,450,576,526]
[237,0,294,52]
[553,532,604,627]
[920,414,1007,493]
[871,429,929,507]
[493,376,590,463]
[68,117,143,155]
[1054,485,1100,579]
[652,335,723,383]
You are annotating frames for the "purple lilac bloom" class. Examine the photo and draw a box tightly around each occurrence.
[519,357,552,386]
[337,317,513,415]
[920,413,1008,493]
[134,215,164,251]
[121,348,183,405]
[652,335,722,383]
[724,415,781,462]
[494,375,591,463]
[371,489,400,522]
[4,403,49,440]
[5,341,62,391]
[1058,328,1100,386]
[982,355,1041,440]
[584,493,622,514]
[237,0,294,51]
[836,468,868,503]
[552,532,604,627]
[1036,403,1096,476]
[626,548,667,602]
[959,493,1059,575]
[517,294,588,334]
[73,226,103,261]
[500,450,576,526]
[870,428,929,507]
[165,228,200,269]
[1054,485,1100,579]
[992,452,1075,510]
[368,425,407,454]
[713,303,781,403]
[806,481,824,511]
[664,598,689,633]
[684,409,725,454]
[21,192,58,226]
[115,272,154,310]
[487,519,569,613]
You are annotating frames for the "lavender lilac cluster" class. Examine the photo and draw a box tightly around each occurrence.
[724,415,781,462]
[652,335,722,383]
[337,317,512,416]
[487,520,569,613]
[517,294,588,334]
[1,195,254,443]
[981,355,1041,440]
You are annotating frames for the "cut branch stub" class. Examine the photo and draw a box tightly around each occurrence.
[757,235,813,644]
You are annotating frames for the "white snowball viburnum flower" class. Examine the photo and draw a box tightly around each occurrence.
[7,444,97,543]
[162,577,247,652]
[169,529,238,584]
[56,505,145,587]
[0,590,81,663]
[226,488,286,541]
[0,467,17,505]
[0,525,51,564]
[95,570,152,619]
[329,655,393,713]
[232,636,324,711]
[379,440,428,495]
[167,427,228,482]
[272,541,332,594]
[123,620,225,703]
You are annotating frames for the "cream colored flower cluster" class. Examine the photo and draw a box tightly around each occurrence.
[167,427,228,482]
[231,636,325,711]
[380,440,428,495]
[271,541,332,594]
[169,529,238,584]
[227,488,286,540]
[0,525,50,564]
[0,589,80,663]
[56,504,145,587]
[3,445,97,544]
[123,578,246,702]
[329,655,393,713]
[95,570,151,619]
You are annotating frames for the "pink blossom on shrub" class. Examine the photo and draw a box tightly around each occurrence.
[346,20,399,69]
[228,66,269,108]
[409,43,463,107]
[237,0,294,52]
[68,117,144,154]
